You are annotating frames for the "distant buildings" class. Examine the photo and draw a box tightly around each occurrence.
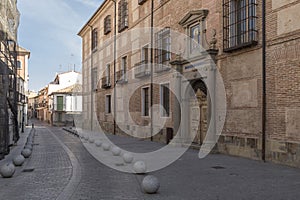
[16,46,30,132]
[78,0,300,167]
[33,71,82,126]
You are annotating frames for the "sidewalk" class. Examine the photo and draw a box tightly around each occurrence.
[0,125,31,168]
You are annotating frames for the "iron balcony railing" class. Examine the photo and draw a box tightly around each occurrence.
[134,60,150,78]
[116,70,128,84]
[101,76,111,89]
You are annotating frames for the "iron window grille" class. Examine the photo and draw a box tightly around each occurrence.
[223,0,258,51]
[91,28,98,51]
[118,0,128,33]
[160,83,170,117]
[142,87,150,116]
[104,15,111,35]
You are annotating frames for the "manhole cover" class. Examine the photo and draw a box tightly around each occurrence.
[22,168,35,172]
[211,166,225,170]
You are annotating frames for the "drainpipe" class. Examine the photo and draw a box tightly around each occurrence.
[88,25,94,131]
[111,0,117,135]
[150,0,154,141]
[262,0,267,162]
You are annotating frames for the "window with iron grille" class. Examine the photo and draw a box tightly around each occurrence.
[104,15,111,35]
[160,83,170,117]
[106,64,111,84]
[105,95,111,114]
[118,0,128,33]
[142,87,149,116]
[121,56,127,80]
[91,28,98,51]
[223,0,257,51]
[155,28,171,64]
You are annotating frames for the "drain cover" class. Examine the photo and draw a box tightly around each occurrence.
[22,168,35,172]
[115,163,125,166]
[211,166,225,170]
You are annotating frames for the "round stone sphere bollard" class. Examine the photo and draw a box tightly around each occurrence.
[142,175,160,194]
[102,143,111,151]
[21,148,32,158]
[111,146,121,156]
[88,138,95,143]
[0,163,16,178]
[95,140,102,147]
[123,153,134,164]
[13,155,25,166]
[133,161,146,174]
[24,145,33,151]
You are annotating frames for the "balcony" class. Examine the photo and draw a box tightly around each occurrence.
[101,76,111,89]
[154,63,170,73]
[116,70,128,84]
[134,60,150,78]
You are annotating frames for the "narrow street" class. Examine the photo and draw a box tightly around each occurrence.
[1,120,300,200]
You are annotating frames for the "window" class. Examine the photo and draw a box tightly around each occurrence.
[91,28,98,51]
[92,67,98,91]
[155,28,171,64]
[104,15,111,35]
[141,45,149,62]
[105,95,111,114]
[160,83,170,117]
[142,87,149,116]
[118,0,128,32]
[57,96,64,111]
[223,0,257,51]
[106,64,111,84]
[190,24,201,54]
[17,60,22,69]
[121,56,127,79]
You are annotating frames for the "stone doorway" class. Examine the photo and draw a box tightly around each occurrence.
[189,79,208,145]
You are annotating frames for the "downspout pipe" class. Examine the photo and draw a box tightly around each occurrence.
[88,25,94,131]
[262,0,267,162]
[150,0,154,141]
[112,0,117,135]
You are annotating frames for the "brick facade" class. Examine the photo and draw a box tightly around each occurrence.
[79,0,300,167]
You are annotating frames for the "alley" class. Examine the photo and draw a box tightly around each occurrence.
[1,121,300,200]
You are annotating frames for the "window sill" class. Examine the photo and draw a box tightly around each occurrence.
[223,40,258,52]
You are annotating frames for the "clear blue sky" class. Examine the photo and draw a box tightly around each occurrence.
[18,0,102,92]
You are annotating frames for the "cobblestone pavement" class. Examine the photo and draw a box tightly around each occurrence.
[1,120,300,200]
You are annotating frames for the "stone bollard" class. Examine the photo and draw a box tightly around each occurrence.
[95,140,102,147]
[13,155,25,166]
[102,143,111,151]
[133,161,146,174]
[142,175,160,194]
[0,163,16,178]
[111,146,122,156]
[123,153,134,164]
[21,148,32,158]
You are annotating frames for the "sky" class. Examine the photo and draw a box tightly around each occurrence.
[18,0,103,92]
